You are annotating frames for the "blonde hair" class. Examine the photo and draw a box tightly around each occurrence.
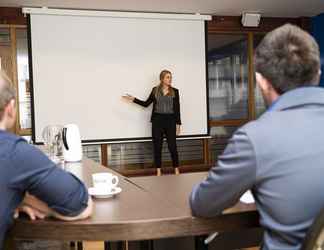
[0,70,16,120]
[154,70,175,98]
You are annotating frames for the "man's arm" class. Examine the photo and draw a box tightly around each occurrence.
[189,129,257,217]
[10,139,92,220]
[19,193,93,221]
[53,197,93,221]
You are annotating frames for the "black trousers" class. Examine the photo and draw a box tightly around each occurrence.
[152,114,179,168]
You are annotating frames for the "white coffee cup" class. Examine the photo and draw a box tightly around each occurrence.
[92,173,119,192]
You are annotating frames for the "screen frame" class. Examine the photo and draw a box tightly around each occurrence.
[27,14,210,144]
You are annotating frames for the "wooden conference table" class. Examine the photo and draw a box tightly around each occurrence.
[8,158,259,244]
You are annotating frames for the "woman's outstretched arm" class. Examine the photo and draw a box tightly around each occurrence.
[133,88,155,107]
[122,88,155,107]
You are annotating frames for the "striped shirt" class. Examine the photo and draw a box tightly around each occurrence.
[155,94,174,114]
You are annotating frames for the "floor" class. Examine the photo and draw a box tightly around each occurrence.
[83,241,103,250]
[81,241,259,250]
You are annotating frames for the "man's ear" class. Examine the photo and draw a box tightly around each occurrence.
[255,72,272,91]
[6,99,16,118]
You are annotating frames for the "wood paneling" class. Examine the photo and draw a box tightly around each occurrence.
[0,7,311,32]
[0,28,16,134]
[209,119,248,127]
[0,30,13,77]
[120,163,212,177]
[100,144,108,166]
[0,7,26,25]
[203,138,211,165]
[208,16,311,34]
[10,26,20,135]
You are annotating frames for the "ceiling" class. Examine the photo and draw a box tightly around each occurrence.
[0,0,323,17]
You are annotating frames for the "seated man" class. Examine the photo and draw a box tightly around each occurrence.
[190,24,323,250]
[0,71,93,249]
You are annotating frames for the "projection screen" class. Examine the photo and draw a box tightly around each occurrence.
[26,8,210,143]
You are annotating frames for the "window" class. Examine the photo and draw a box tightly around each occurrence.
[107,140,204,171]
[83,145,101,163]
[0,28,13,81]
[208,34,249,121]
[0,27,32,135]
[210,126,238,163]
[16,28,31,131]
[253,34,267,118]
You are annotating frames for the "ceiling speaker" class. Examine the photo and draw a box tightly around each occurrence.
[241,12,261,27]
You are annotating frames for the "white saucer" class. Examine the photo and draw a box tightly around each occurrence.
[88,186,122,199]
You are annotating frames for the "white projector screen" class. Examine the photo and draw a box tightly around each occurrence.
[28,11,209,143]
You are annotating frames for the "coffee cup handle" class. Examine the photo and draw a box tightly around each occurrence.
[112,175,119,187]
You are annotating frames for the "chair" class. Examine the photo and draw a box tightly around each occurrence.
[302,207,324,250]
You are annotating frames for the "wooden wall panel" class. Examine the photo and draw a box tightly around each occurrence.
[0,7,311,32]
[0,7,26,25]
[208,16,311,33]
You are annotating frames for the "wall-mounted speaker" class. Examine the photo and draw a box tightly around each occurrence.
[241,12,261,27]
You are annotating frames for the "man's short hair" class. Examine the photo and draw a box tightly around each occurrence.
[0,70,16,120]
[254,24,321,94]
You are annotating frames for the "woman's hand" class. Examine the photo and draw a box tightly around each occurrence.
[122,94,135,102]
[176,125,181,136]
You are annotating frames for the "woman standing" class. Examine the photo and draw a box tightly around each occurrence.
[122,70,181,176]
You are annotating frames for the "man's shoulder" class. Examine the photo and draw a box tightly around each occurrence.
[240,111,276,134]
[0,131,26,158]
[238,111,290,159]
[0,130,22,140]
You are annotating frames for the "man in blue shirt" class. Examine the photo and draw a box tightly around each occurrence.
[190,24,323,250]
[0,71,93,249]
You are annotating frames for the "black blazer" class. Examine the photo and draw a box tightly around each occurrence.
[133,87,181,125]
